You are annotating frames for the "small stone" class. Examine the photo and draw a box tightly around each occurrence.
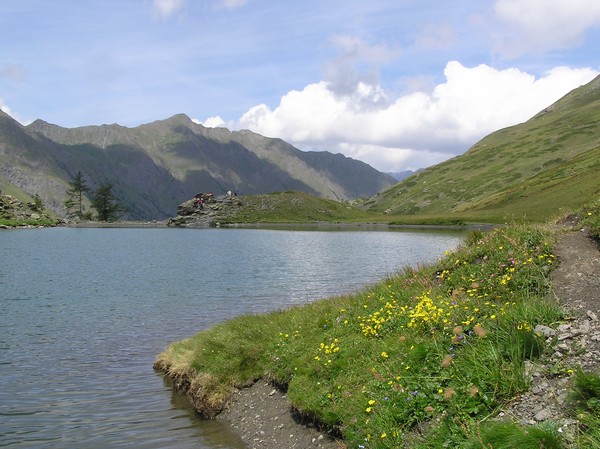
[534,325,556,337]
[586,310,598,321]
[579,320,591,335]
[534,409,552,422]
[269,389,277,396]
[557,391,569,405]
[532,382,549,395]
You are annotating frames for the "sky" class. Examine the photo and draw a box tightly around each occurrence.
[1,0,599,173]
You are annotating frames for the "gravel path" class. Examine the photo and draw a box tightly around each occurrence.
[217,381,343,449]
[498,229,600,434]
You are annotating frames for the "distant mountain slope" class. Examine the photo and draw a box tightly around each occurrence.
[0,111,395,220]
[386,170,415,181]
[366,75,600,222]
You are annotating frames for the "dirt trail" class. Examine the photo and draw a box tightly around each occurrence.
[551,230,600,335]
[500,229,600,429]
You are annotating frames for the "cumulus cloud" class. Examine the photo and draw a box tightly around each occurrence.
[194,115,228,128]
[234,61,598,172]
[324,35,399,105]
[0,101,30,125]
[152,0,184,19]
[493,0,600,56]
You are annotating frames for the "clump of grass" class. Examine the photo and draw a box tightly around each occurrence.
[156,223,567,447]
[568,369,600,448]
[466,421,564,449]
[0,218,58,227]
[570,369,600,412]
[580,198,600,239]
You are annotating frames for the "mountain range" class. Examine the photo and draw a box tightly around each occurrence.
[0,112,396,220]
[2,74,598,225]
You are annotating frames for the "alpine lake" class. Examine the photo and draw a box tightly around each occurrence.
[0,226,466,448]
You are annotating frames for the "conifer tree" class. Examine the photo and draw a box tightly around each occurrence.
[91,183,124,222]
[64,171,90,219]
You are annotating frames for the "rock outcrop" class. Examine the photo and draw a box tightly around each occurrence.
[0,194,59,228]
[167,192,242,227]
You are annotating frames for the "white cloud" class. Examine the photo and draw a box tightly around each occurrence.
[336,143,452,173]
[493,0,600,56]
[235,61,598,172]
[0,102,12,115]
[325,35,399,100]
[152,0,184,19]
[0,101,30,125]
[195,115,228,128]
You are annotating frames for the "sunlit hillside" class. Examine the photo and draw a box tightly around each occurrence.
[365,75,600,223]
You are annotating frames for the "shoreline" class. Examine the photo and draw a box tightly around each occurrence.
[62,220,495,231]
[154,225,600,449]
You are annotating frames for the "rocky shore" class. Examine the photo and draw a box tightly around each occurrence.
[0,194,59,228]
[167,193,243,227]
[157,226,599,449]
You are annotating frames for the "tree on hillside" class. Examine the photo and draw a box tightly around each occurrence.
[91,183,124,222]
[64,171,91,219]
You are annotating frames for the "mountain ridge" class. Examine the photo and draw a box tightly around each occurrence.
[0,112,396,220]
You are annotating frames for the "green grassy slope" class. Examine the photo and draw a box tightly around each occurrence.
[172,191,379,225]
[366,75,600,223]
[224,191,376,223]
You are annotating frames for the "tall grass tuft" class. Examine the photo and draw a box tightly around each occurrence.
[466,421,564,449]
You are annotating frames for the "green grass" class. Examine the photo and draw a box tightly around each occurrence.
[581,198,600,239]
[0,193,61,227]
[464,421,564,449]
[217,191,379,224]
[568,369,600,448]
[156,222,579,447]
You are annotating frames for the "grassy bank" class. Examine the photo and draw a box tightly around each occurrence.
[156,213,599,447]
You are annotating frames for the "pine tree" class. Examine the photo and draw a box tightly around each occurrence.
[91,183,124,222]
[64,171,90,219]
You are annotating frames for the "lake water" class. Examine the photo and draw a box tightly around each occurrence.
[0,227,464,448]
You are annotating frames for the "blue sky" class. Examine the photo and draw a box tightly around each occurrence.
[1,0,599,172]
